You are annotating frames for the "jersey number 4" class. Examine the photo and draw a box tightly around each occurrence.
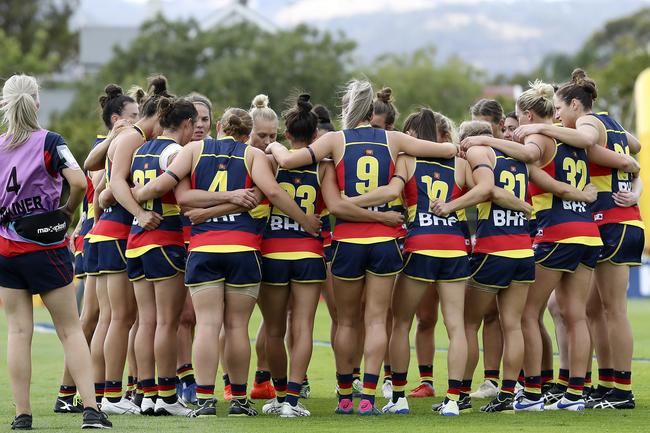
[5,166,21,193]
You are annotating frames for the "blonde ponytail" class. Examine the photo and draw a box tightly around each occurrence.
[341,79,374,130]
[1,74,40,148]
[517,80,555,119]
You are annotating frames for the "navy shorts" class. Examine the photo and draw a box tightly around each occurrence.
[261,257,326,285]
[597,223,644,266]
[0,246,74,294]
[402,253,470,283]
[83,238,100,276]
[185,250,262,287]
[74,250,85,278]
[470,253,535,292]
[127,245,186,282]
[534,242,600,272]
[324,245,333,263]
[95,239,128,274]
[330,239,403,280]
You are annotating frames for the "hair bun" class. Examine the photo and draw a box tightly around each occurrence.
[104,84,123,99]
[376,87,393,103]
[312,105,331,123]
[99,84,124,108]
[228,113,242,127]
[157,97,173,117]
[252,94,270,109]
[148,75,168,96]
[571,68,597,99]
[297,93,312,113]
[528,79,555,100]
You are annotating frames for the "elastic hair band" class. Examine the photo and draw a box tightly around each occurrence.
[472,163,492,172]
[393,174,406,184]
[165,169,180,183]
[307,146,317,165]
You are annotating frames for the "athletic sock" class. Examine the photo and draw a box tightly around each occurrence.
[104,381,122,403]
[383,364,392,383]
[352,367,361,381]
[254,370,271,385]
[584,371,593,393]
[177,364,196,386]
[158,377,178,404]
[446,379,461,402]
[460,379,472,394]
[223,374,231,387]
[556,369,569,391]
[499,379,517,399]
[285,381,301,407]
[613,370,632,397]
[94,383,105,404]
[231,383,247,402]
[541,369,554,386]
[361,373,379,405]
[598,368,614,391]
[484,369,499,387]
[524,376,542,400]
[391,372,407,403]
[58,385,76,399]
[141,378,158,401]
[136,381,144,397]
[272,377,287,403]
[196,384,215,403]
[337,372,353,402]
[418,364,434,386]
[126,376,136,394]
[565,377,584,401]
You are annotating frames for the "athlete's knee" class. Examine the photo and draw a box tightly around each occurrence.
[179,309,196,327]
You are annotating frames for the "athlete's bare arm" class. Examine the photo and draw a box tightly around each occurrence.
[431,146,494,216]
[528,165,597,203]
[345,155,413,207]
[320,162,404,227]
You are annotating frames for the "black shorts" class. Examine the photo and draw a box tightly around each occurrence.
[534,242,600,272]
[597,223,644,266]
[0,246,74,294]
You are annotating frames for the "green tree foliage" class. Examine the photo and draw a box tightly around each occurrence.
[512,7,650,129]
[366,47,485,129]
[0,0,79,74]
[50,15,356,159]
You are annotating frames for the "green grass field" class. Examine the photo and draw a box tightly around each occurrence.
[1,300,649,432]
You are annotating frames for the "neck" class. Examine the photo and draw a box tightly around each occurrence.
[290,140,310,149]
[161,128,182,143]
[136,117,156,140]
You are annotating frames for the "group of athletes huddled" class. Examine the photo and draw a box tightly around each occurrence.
[0,67,643,430]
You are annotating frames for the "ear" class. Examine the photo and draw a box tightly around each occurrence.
[571,99,580,111]
[311,131,318,142]
[285,131,294,142]
[527,111,534,122]
[111,113,120,125]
